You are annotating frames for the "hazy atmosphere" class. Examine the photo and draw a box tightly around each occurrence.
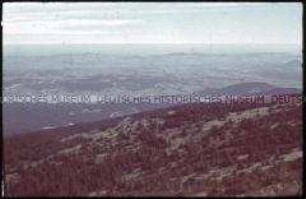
[3,3,302,45]
[3,2,303,197]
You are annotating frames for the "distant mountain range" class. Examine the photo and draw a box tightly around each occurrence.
[3,82,302,136]
[196,82,301,96]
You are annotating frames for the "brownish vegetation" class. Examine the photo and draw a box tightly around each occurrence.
[4,94,302,196]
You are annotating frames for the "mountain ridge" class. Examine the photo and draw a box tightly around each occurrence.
[4,90,302,196]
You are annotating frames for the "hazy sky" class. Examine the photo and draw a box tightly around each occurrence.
[2,2,302,45]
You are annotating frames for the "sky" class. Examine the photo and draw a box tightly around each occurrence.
[2,2,302,45]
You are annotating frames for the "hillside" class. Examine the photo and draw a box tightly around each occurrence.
[4,94,302,196]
